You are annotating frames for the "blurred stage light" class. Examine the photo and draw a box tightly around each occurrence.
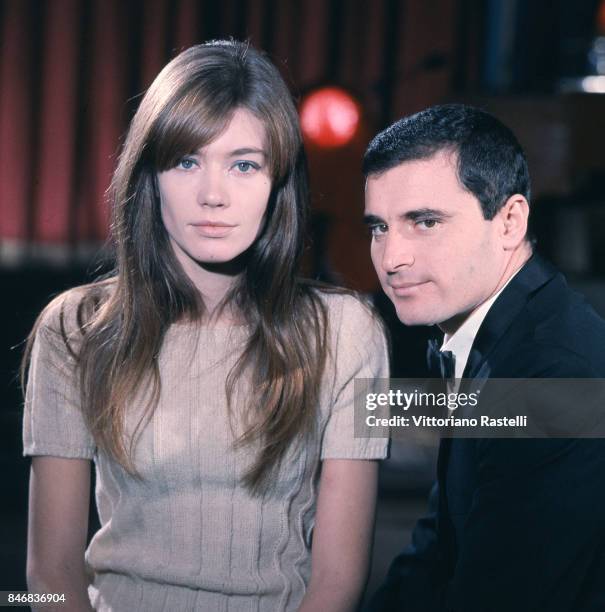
[300,87,361,148]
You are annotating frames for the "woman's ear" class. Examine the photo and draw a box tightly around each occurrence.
[497,194,530,250]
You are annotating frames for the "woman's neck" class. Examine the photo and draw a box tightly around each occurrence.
[175,251,245,325]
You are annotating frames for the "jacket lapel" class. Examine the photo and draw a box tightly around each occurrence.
[462,254,558,379]
[437,255,560,545]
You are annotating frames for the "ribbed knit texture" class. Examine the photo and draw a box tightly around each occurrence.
[23,291,389,611]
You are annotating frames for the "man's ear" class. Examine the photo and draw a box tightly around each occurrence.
[497,194,529,249]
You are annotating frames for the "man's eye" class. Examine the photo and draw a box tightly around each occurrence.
[176,157,196,170]
[234,161,259,173]
[417,218,439,229]
[370,224,388,237]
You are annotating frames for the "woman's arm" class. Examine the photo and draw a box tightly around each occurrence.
[298,458,379,612]
[27,456,94,612]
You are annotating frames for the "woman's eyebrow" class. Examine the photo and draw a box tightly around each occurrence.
[228,147,267,157]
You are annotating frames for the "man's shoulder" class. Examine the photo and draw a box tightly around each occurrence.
[492,263,605,377]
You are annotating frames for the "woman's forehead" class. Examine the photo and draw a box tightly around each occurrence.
[195,109,268,153]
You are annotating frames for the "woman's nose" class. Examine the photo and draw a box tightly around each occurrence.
[197,168,228,208]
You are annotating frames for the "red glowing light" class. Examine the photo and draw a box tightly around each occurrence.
[300,87,361,148]
[599,0,605,34]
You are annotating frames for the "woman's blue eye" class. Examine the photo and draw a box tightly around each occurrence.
[235,161,257,173]
[177,158,196,170]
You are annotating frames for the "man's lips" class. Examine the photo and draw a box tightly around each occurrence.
[388,280,429,295]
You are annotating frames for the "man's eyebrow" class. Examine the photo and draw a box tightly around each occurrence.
[403,207,452,221]
[228,147,267,157]
[363,214,384,225]
[363,208,453,225]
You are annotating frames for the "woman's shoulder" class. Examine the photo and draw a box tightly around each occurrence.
[309,285,386,340]
[36,278,116,337]
[309,286,390,383]
[309,284,374,318]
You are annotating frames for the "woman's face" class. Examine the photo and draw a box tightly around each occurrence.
[157,108,272,275]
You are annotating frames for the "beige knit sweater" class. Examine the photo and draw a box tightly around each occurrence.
[23,290,389,611]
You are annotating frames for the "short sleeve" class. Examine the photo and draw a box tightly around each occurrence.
[23,293,96,459]
[320,294,390,460]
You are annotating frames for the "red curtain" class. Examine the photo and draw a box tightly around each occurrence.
[0,0,470,287]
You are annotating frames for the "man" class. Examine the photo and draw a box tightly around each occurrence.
[363,104,605,611]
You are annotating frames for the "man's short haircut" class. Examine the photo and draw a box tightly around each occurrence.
[362,104,530,220]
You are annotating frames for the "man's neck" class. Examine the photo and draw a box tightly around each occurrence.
[439,243,532,336]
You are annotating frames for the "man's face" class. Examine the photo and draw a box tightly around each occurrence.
[364,151,509,333]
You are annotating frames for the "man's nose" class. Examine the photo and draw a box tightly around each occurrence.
[197,168,227,208]
[381,234,414,273]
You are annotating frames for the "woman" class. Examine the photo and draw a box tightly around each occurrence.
[23,40,389,611]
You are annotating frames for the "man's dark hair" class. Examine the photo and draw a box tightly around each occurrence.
[363,104,530,220]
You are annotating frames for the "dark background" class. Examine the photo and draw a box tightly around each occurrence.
[2,0,605,597]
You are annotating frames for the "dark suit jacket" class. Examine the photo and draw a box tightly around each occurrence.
[368,254,605,612]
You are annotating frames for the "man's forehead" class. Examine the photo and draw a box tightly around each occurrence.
[364,163,483,221]
[365,168,454,209]
[367,151,458,186]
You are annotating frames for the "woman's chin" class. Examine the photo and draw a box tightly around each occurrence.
[192,251,251,274]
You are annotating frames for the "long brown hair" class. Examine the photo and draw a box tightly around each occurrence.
[22,40,338,493]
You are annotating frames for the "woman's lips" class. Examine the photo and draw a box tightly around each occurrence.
[191,222,236,238]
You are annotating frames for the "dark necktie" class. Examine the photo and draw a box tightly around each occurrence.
[427,338,455,380]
